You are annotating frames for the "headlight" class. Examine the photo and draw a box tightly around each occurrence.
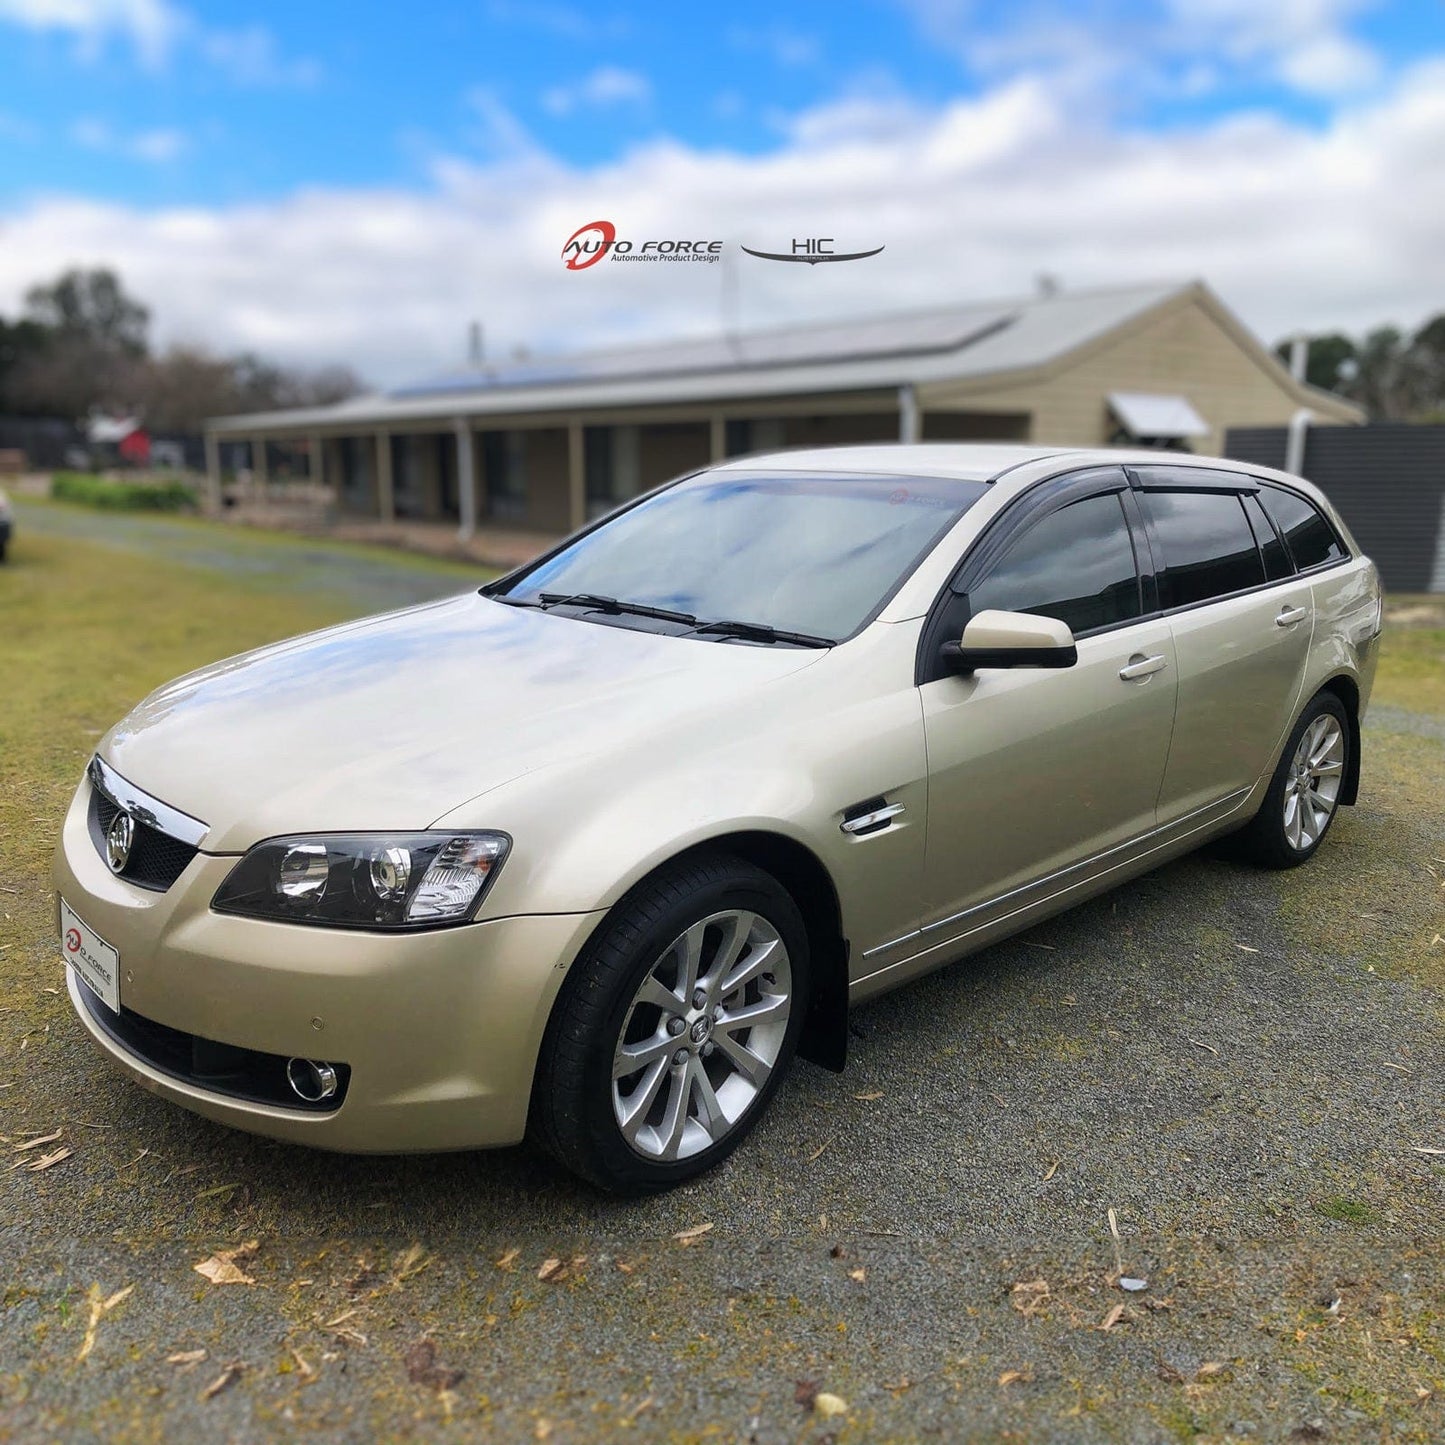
[212,832,510,930]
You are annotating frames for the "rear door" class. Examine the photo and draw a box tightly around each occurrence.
[1133,467,1314,824]
[919,467,1178,929]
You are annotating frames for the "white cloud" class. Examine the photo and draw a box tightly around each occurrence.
[1278,33,1381,93]
[0,0,318,85]
[71,115,186,161]
[199,24,322,87]
[728,25,822,68]
[0,0,184,66]
[901,0,1385,98]
[542,66,652,117]
[1,60,1442,387]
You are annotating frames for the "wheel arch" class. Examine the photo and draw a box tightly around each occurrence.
[1316,672,1361,805]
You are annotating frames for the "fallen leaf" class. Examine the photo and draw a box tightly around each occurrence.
[25,1146,73,1172]
[1097,1303,1128,1332]
[808,1139,830,1163]
[1195,1361,1227,1380]
[392,1242,429,1283]
[14,1129,63,1152]
[673,1222,714,1245]
[201,1363,243,1400]
[814,1392,848,1418]
[1412,1147,1445,1157]
[167,1349,208,1369]
[290,1347,316,1380]
[853,1090,885,1101]
[1234,943,1259,953]
[998,1369,1029,1387]
[405,1338,464,1392]
[495,1247,520,1270]
[1188,1038,1220,1056]
[615,1258,637,1274]
[1010,1279,1050,1317]
[194,1240,259,1287]
[1041,1160,1060,1182]
[848,1267,867,1283]
[794,1379,820,1409]
[76,1283,134,1361]
[192,1182,241,1201]
[534,1421,553,1442]
[537,1255,586,1283]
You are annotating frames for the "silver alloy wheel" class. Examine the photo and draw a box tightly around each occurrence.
[1283,714,1345,851]
[612,910,792,1161]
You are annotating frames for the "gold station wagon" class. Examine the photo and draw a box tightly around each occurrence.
[54,444,1381,1191]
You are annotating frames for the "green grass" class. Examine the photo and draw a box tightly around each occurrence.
[50,472,198,512]
[1313,1197,1382,1226]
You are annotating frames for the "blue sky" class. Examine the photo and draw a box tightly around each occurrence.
[0,0,1442,382]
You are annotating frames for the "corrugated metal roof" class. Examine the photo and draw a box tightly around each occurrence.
[209,280,1191,433]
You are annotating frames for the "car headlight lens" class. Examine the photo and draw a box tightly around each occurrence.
[213,832,510,929]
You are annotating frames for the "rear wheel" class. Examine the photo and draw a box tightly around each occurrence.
[1232,692,1350,869]
[530,853,809,1193]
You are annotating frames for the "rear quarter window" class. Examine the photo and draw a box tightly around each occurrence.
[1260,486,1347,570]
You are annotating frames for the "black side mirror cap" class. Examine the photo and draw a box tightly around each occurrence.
[940,640,1079,675]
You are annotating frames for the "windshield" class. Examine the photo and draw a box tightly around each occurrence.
[500,470,988,642]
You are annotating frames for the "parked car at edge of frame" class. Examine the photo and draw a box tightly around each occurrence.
[53,444,1382,1192]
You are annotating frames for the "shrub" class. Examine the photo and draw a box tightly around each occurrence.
[51,473,198,512]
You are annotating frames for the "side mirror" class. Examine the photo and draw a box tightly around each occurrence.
[940,609,1078,675]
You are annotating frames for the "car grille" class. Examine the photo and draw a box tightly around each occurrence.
[75,978,349,1113]
[89,787,199,892]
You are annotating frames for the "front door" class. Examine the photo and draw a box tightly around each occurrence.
[920,478,1178,931]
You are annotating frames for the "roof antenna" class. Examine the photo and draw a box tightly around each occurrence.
[467,320,484,367]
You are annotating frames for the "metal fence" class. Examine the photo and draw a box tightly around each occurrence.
[1225,422,1445,593]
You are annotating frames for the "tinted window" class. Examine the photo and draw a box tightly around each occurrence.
[1261,486,1346,570]
[508,471,986,642]
[1242,492,1292,580]
[1144,491,1266,608]
[969,492,1142,635]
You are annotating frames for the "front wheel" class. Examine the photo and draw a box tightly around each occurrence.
[530,853,810,1193]
[1233,692,1351,869]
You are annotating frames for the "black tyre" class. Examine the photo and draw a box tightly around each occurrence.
[530,852,810,1193]
[1232,691,1351,870]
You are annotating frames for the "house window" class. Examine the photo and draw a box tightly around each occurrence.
[584,424,641,519]
[724,418,787,457]
[483,430,528,521]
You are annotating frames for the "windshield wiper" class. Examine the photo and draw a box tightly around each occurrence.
[535,592,699,626]
[689,619,835,649]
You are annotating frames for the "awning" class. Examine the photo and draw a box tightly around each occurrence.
[1108,391,1209,439]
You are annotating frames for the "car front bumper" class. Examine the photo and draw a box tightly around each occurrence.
[52,774,603,1152]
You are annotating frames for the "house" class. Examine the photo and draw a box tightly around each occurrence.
[86,415,151,467]
[203,279,1363,540]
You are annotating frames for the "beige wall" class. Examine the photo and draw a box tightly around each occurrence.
[921,294,1356,454]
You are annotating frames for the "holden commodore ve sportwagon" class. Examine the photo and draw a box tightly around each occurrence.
[54,444,1381,1191]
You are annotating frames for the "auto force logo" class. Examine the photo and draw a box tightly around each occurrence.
[64,927,82,953]
[562,220,723,269]
[562,220,617,271]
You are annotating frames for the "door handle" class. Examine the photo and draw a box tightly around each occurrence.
[840,802,905,836]
[1119,653,1168,681]
[1276,605,1309,628]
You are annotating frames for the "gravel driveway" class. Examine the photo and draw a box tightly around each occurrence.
[2,513,1442,1443]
